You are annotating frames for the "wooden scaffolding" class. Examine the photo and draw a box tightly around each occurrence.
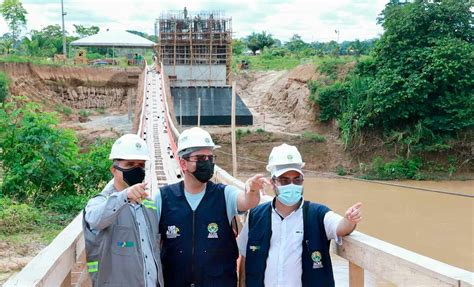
[157,9,232,86]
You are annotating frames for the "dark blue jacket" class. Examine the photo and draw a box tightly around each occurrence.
[245,200,335,287]
[159,181,238,287]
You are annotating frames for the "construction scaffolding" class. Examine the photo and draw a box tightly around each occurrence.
[157,9,232,87]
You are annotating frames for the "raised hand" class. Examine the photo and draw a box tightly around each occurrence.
[245,174,271,194]
[344,202,363,224]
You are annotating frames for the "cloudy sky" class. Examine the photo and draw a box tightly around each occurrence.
[0,0,389,42]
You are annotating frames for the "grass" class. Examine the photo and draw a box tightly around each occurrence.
[0,208,76,249]
[233,54,358,72]
[0,228,60,246]
[0,55,61,66]
[0,54,146,68]
[54,103,73,115]
[233,54,301,71]
[302,131,326,142]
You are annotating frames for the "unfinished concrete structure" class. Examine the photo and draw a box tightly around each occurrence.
[157,9,232,87]
[156,9,252,125]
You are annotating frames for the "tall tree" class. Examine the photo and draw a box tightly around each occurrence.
[0,33,14,54]
[370,0,473,134]
[285,34,309,52]
[0,0,27,49]
[315,0,473,150]
[19,25,71,57]
[245,31,274,55]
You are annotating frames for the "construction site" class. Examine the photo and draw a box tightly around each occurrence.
[156,9,252,126]
[1,6,473,287]
[156,9,232,86]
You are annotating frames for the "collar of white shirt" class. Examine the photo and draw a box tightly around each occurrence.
[271,197,305,219]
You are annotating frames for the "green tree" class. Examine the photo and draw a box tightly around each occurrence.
[0,0,27,49]
[19,25,73,57]
[370,0,473,134]
[232,39,246,55]
[245,31,275,55]
[285,34,309,53]
[315,0,473,151]
[73,24,100,38]
[0,97,79,202]
[76,139,113,195]
[0,33,14,54]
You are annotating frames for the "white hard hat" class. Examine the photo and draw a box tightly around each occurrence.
[109,134,150,160]
[266,143,305,177]
[177,127,220,157]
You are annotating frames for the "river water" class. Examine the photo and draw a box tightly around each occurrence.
[301,177,473,284]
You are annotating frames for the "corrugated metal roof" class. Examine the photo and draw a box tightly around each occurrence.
[71,30,155,48]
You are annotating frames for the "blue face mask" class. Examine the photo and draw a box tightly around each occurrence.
[276,184,303,206]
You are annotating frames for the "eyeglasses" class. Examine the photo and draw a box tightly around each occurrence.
[272,176,304,186]
[184,154,216,162]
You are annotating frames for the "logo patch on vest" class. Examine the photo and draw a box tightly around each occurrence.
[207,222,219,238]
[249,245,260,251]
[166,225,181,239]
[311,251,323,269]
[117,241,134,248]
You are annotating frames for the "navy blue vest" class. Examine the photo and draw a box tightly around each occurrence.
[159,181,238,287]
[245,201,335,287]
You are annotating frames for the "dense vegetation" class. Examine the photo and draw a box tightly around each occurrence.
[308,0,473,179]
[232,32,375,71]
[0,97,113,236]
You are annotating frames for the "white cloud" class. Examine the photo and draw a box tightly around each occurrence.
[0,0,388,42]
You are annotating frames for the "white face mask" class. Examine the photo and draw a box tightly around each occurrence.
[276,184,303,206]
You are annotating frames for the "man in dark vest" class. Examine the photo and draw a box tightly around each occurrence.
[83,134,164,286]
[237,143,363,287]
[157,127,268,287]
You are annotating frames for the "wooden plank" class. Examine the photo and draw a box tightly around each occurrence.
[349,261,364,287]
[75,267,92,287]
[60,272,71,287]
[335,231,472,287]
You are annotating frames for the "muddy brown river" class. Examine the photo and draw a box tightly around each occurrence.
[302,177,473,273]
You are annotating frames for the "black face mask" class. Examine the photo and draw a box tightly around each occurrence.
[114,165,145,186]
[192,159,214,183]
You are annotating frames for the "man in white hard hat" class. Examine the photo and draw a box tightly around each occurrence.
[83,134,164,287]
[156,127,268,287]
[237,143,363,287]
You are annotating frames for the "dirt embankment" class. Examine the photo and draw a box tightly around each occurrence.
[0,63,144,147]
[211,131,352,177]
[0,62,141,111]
[229,64,354,175]
[235,63,355,136]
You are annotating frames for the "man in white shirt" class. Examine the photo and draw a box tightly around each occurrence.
[237,143,362,287]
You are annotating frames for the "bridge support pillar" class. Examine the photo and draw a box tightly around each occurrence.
[349,261,364,287]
